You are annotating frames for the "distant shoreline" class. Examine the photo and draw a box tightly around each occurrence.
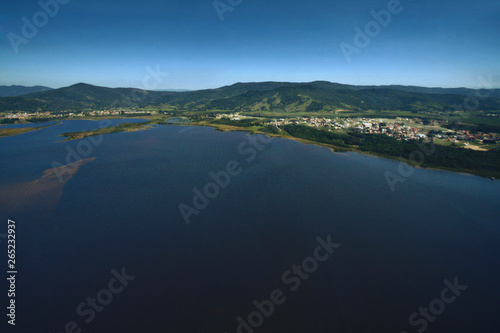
[0,122,60,137]
[2,117,498,180]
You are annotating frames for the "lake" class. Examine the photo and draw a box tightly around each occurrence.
[0,120,499,333]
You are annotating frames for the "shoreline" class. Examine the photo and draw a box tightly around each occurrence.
[3,117,499,180]
[179,122,499,180]
[0,122,61,138]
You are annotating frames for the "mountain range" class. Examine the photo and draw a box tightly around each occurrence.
[1,81,500,113]
[0,85,53,98]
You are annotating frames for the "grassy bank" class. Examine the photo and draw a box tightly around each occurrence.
[60,121,154,141]
[0,122,60,138]
[19,115,499,179]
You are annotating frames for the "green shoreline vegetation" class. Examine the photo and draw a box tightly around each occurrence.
[59,120,156,141]
[0,122,60,137]
[194,119,500,179]
[2,112,499,179]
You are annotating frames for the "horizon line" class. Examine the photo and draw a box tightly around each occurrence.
[2,80,500,91]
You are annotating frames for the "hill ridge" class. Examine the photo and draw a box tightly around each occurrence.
[1,81,499,112]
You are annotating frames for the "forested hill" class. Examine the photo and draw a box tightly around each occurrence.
[0,85,53,97]
[1,81,499,112]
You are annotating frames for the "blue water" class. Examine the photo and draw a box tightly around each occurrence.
[1,120,499,333]
[0,121,60,129]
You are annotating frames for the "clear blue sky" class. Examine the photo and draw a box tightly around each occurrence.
[1,0,499,89]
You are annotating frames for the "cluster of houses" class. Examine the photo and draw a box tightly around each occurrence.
[266,116,498,145]
[355,121,430,140]
[78,110,151,116]
[353,119,498,144]
[1,109,151,120]
[270,117,346,128]
[432,130,498,144]
[3,110,498,146]
[3,111,52,119]
[214,113,242,120]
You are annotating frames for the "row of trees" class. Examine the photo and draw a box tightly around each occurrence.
[282,125,500,177]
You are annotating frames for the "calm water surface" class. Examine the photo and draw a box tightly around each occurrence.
[0,120,499,333]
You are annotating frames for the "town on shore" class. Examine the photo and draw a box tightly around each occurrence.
[3,109,500,151]
[213,113,499,150]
